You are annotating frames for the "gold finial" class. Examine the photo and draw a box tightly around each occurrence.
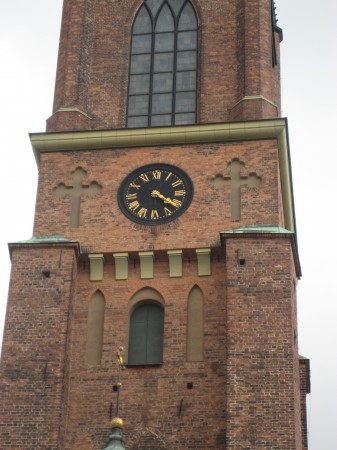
[111,417,124,429]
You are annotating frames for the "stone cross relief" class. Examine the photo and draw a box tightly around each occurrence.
[210,158,261,221]
[53,167,102,228]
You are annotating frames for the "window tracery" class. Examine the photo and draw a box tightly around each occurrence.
[127,0,198,128]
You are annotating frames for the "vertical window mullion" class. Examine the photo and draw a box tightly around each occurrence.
[148,27,155,127]
[172,13,178,125]
[193,38,198,123]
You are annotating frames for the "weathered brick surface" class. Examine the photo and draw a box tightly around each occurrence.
[63,256,227,449]
[224,237,302,448]
[47,0,282,132]
[300,358,310,450]
[0,238,303,448]
[33,139,282,250]
[0,1,308,449]
[0,246,77,449]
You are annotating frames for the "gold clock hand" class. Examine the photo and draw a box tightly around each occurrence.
[151,190,177,207]
[151,190,165,200]
[164,198,176,207]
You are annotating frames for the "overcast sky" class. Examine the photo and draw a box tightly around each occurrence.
[1,1,336,449]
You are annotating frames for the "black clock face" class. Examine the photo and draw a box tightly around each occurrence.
[118,164,193,225]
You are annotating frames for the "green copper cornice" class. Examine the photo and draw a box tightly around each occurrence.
[10,235,77,244]
[8,235,80,259]
[30,119,287,158]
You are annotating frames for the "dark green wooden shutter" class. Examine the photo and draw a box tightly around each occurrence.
[128,303,164,365]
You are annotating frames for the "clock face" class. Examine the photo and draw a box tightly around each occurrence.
[118,164,193,225]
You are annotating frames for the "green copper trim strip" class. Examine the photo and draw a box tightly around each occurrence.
[222,225,294,234]
[10,235,77,244]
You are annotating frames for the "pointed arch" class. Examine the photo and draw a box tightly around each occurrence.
[85,290,105,365]
[127,0,198,128]
[156,3,174,32]
[186,285,204,361]
[128,286,165,310]
[133,4,153,34]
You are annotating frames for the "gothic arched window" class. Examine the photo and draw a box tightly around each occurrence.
[127,0,198,128]
[128,302,164,365]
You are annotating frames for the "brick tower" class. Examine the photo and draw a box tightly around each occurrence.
[0,1,310,449]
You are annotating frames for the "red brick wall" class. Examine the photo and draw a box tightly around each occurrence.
[33,139,281,250]
[62,256,227,449]
[47,0,281,132]
[300,358,310,449]
[0,1,307,448]
[0,238,304,449]
[224,236,302,448]
[0,246,77,449]
[16,236,302,449]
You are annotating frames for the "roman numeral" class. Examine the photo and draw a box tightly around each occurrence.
[152,170,162,180]
[151,210,159,220]
[137,207,147,218]
[130,182,141,189]
[172,179,183,188]
[125,193,137,200]
[164,207,172,216]
[174,190,186,197]
[165,172,173,181]
[139,173,149,183]
[128,200,140,212]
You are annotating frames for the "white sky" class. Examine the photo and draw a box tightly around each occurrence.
[0,1,336,449]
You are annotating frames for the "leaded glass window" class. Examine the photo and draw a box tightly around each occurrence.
[127,0,198,128]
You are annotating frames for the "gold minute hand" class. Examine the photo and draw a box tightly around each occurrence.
[151,190,176,207]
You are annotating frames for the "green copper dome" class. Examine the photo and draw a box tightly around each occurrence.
[102,418,126,450]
